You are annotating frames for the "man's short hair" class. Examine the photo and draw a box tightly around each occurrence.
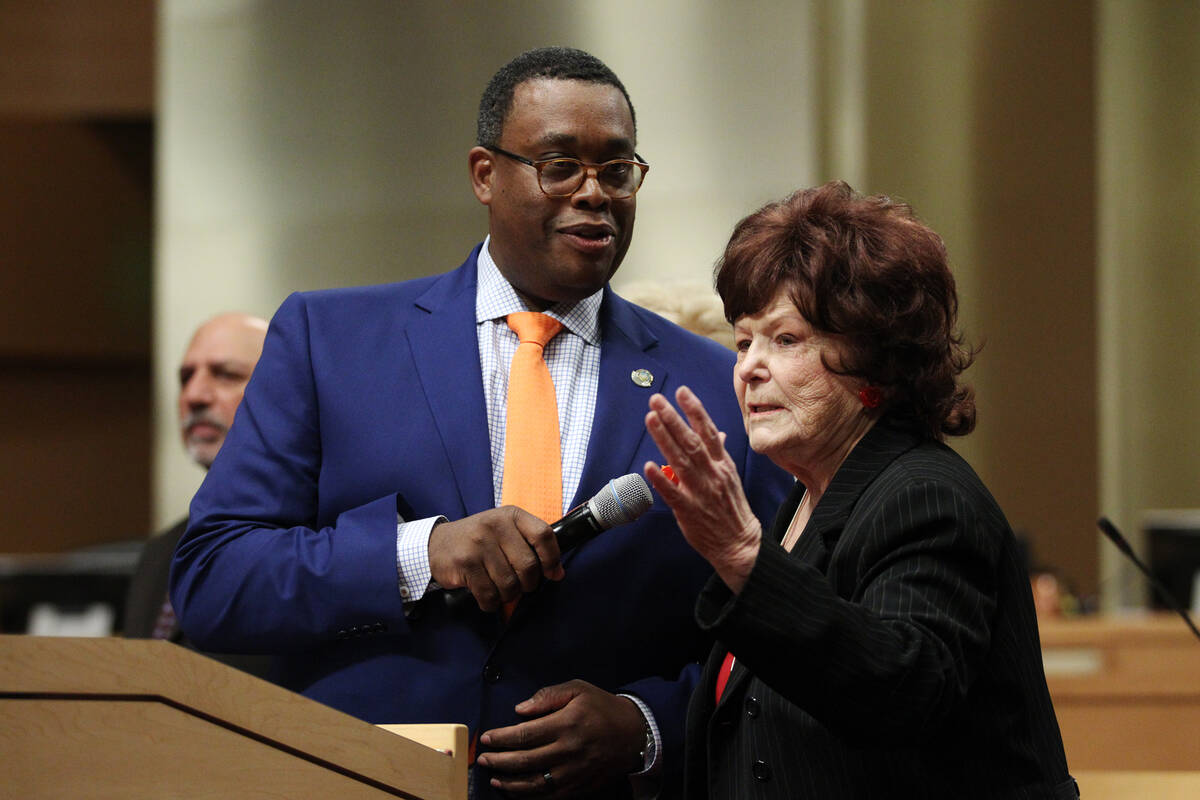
[476,46,636,148]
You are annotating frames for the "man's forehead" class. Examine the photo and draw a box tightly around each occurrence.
[533,130,634,150]
[509,79,632,121]
[183,319,266,362]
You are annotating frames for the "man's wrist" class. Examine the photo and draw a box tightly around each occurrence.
[618,693,660,776]
[396,515,445,606]
[636,714,654,772]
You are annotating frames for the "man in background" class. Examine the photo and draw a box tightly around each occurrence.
[123,312,270,677]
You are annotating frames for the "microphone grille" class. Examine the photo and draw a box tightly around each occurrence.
[591,474,653,529]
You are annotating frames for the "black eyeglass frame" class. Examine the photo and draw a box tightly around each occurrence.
[486,146,650,199]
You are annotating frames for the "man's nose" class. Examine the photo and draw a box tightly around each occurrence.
[571,167,611,208]
[181,373,215,407]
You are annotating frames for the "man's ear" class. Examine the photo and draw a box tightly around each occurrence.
[468,146,494,205]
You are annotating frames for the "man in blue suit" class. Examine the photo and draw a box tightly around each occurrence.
[171,47,790,799]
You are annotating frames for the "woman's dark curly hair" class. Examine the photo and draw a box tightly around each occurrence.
[715,181,977,440]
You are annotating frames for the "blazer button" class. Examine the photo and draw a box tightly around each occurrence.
[483,664,502,684]
[752,759,772,782]
[745,696,761,718]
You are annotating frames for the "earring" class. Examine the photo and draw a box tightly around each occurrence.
[858,386,882,409]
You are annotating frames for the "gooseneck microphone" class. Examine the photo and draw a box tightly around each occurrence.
[1097,516,1200,642]
[553,473,653,554]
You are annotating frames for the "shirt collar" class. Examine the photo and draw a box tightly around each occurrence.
[475,236,603,345]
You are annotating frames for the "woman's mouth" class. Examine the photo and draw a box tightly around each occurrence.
[747,403,782,416]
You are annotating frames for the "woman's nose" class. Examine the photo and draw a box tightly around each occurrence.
[736,343,767,383]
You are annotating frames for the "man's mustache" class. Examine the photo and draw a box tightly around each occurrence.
[181,411,228,438]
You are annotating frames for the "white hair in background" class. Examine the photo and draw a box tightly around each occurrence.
[618,281,735,351]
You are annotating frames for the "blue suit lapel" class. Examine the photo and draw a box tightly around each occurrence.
[405,252,496,518]
[404,277,670,519]
[573,291,667,506]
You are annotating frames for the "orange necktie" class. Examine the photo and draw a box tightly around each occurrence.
[500,312,564,617]
[501,312,564,522]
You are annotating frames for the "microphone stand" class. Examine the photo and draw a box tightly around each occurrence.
[1097,516,1200,642]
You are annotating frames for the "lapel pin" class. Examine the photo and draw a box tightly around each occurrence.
[631,368,654,388]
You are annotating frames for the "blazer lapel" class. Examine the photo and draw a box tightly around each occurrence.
[715,656,751,712]
[805,420,922,552]
[572,291,666,506]
[405,255,495,518]
[718,425,920,709]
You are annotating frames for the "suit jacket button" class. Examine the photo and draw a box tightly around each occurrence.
[483,664,502,684]
[752,759,772,782]
[745,696,760,718]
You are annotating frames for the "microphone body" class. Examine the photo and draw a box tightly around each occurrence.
[551,504,604,553]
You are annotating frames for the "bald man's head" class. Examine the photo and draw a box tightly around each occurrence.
[178,312,269,469]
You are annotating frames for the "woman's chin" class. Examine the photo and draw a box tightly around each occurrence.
[750,435,789,462]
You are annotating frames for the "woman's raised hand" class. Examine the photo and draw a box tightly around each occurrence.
[644,386,761,593]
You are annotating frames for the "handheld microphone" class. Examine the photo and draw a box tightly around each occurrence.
[552,473,653,554]
[442,474,653,611]
[1097,516,1200,641]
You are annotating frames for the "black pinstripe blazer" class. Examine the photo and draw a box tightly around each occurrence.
[683,420,1076,799]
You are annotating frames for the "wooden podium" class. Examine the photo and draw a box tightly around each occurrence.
[0,635,467,799]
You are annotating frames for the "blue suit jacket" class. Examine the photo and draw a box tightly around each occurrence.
[171,245,792,792]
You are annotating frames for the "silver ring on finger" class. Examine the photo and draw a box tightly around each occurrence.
[542,770,554,787]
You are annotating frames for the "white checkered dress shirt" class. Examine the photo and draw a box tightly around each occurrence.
[394,238,601,603]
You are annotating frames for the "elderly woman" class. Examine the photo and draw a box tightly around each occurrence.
[644,182,1076,799]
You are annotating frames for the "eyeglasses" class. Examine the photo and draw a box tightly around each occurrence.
[487,146,649,199]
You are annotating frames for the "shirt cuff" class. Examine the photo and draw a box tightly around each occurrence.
[395,515,445,605]
[618,693,661,777]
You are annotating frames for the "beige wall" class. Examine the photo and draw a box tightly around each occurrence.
[844,0,1100,596]
[1098,0,1200,609]
[153,0,1199,608]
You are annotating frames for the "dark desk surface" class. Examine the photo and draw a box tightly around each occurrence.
[0,543,143,633]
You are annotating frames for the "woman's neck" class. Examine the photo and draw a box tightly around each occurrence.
[788,417,876,497]
[778,416,879,550]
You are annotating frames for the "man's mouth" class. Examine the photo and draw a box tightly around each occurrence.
[559,222,615,248]
[185,421,225,441]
